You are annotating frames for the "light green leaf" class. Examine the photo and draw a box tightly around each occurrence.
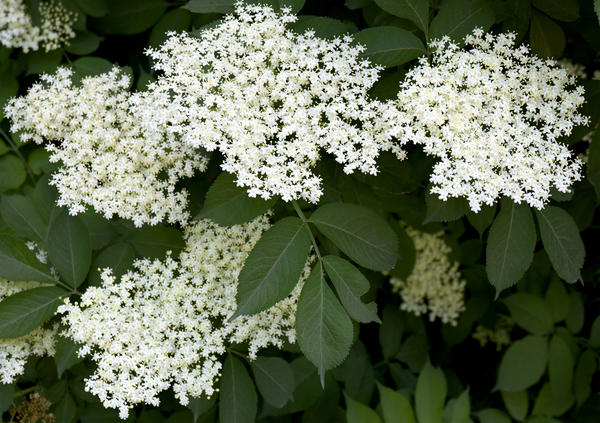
[199,172,276,226]
[0,194,47,242]
[322,255,379,323]
[0,155,26,192]
[54,335,84,378]
[93,0,168,35]
[451,389,471,423]
[476,409,511,423]
[548,334,574,403]
[532,0,579,22]
[424,191,470,223]
[372,0,429,34]
[310,203,398,271]
[234,216,311,317]
[574,349,597,408]
[544,278,569,323]
[251,357,295,408]
[378,383,415,423]
[486,200,536,296]
[0,236,56,285]
[415,360,447,423]
[296,263,353,384]
[346,394,382,423]
[430,0,494,44]
[536,206,584,283]
[183,0,235,13]
[48,213,92,289]
[502,293,553,335]
[500,390,528,421]
[531,382,574,417]
[0,287,68,338]
[219,354,257,423]
[496,335,547,392]
[529,10,565,58]
[354,26,426,68]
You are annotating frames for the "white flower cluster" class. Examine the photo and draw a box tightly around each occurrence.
[6,68,208,227]
[142,3,404,203]
[397,29,588,212]
[59,215,310,418]
[390,227,465,326]
[0,0,75,52]
[0,279,57,384]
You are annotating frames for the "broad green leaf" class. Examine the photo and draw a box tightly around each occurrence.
[536,206,585,283]
[502,293,553,335]
[532,0,579,22]
[430,0,494,44]
[574,350,597,408]
[596,0,600,25]
[565,291,584,334]
[199,172,276,226]
[354,26,425,68]
[246,0,305,13]
[0,194,47,242]
[92,0,168,34]
[372,0,429,35]
[26,49,62,75]
[322,255,379,323]
[415,360,446,423]
[48,213,92,289]
[0,72,18,121]
[219,354,257,423]
[544,278,569,323]
[234,216,311,317]
[500,390,528,421]
[188,395,216,422]
[378,384,415,423]
[148,8,192,48]
[292,15,357,38]
[310,203,398,271]
[548,334,574,403]
[424,192,470,223]
[127,225,185,258]
[486,200,536,296]
[54,335,84,378]
[475,409,511,423]
[55,393,77,423]
[0,383,15,415]
[183,0,235,13]
[296,263,353,383]
[66,31,104,55]
[89,242,136,286]
[466,204,497,237]
[451,389,471,423]
[530,10,565,58]
[379,306,404,359]
[587,130,600,201]
[531,382,574,417]
[72,56,113,82]
[75,0,109,17]
[0,236,56,284]
[496,335,547,391]
[251,357,295,408]
[389,222,415,280]
[346,394,382,423]
[396,333,428,373]
[0,287,68,338]
[590,316,600,348]
[0,155,26,192]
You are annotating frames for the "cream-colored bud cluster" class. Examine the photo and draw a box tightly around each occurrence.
[472,314,515,351]
[0,279,57,383]
[390,227,465,326]
[58,215,311,418]
[0,0,75,52]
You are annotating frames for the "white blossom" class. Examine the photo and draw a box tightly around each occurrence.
[397,29,588,212]
[59,215,311,418]
[390,227,465,326]
[5,67,208,227]
[0,0,75,52]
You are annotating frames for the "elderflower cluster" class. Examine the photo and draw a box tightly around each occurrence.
[390,227,465,326]
[5,67,208,227]
[141,3,404,203]
[397,29,588,212]
[0,0,75,52]
[0,279,57,383]
[472,314,515,351]
[59,215,310,418]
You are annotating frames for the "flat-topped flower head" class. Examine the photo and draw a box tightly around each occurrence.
[5,67,208,227]
[142,2,405,203]
[0,0,75,52]
[59,215,312,418]
[397,29,588,211]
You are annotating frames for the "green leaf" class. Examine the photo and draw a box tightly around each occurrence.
[378,384,415,423]
[574,349,597,408]
[0,383,15,414]
[372,0,429,34]
[424,192,470,223]
[531,382,574,417]
[590,316,600,348]
[548,334,574,403]
[379,306,404,359]
[496,335,547,392]
[183,0,235,13]
[596,0,600,25]
[66,31,104,55]
[0,72,18,121]
[219,354,257,423]
[354,26,425,68]
[450,389,471,423]
[55,393,77,423]
[587,130,600,201]
[475,409,511,423]
[199,172,276,226]
[127,226,185,259]
[72,56,114,82]
[532,0,579,22]
[188,395,216,422]
[346,394,382,423]
[500,390,528,421]
[234,216,311,317]
[75,0,109,17]
[529,10,565,58]
[322,255,379,323]
[415,360,447,423]
[292,16,357,38]
[502,293,553,335]
[0,236,56,284]
[430,0,494,44]
[544,278,569,323]
[0,287,68,338]
[466,204,497,237]
[310,203,398,271]
[396,333,428,373]
[48,213,92,289]
[251,357,295,408]
[89,242,136,286]
[26,49,62,75]
[148,8,192,48]
[0,155,26,192]
[296,263,353,383]
[536,206,585,283]
[92,0,168,34]
[0,194,47,242]
[566,291,584,334]
[486,200,536,296]
[54,335,84,378]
